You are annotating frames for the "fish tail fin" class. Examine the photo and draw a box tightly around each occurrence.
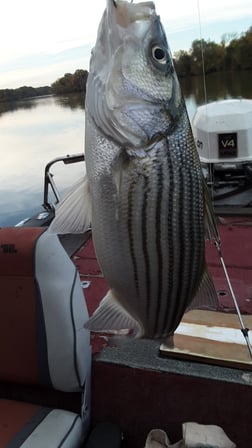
[187,265,218,312]
[47,175,92,234]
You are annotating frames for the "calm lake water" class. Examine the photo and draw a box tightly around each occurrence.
[1,71,252,226]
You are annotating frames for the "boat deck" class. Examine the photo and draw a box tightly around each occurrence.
[69,217,252,447]
[1,219,251,446]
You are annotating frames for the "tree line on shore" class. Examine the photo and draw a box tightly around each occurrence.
[0,69,88,103]
[174,26,252,76]
[0,85,52,103]
[0,25,251,103]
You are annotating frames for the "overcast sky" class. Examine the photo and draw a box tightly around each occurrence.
[0,0,251,89]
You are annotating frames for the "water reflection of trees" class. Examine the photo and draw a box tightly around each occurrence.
[54,93,85,110]
[0,70,87,116]
[0,93,84,117]
[0,98,39,116]
[0,71,251,118]
[180,70,252,106]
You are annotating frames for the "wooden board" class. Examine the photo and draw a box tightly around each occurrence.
[160,310,252,370]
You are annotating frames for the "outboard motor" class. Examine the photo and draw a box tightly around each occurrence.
[192,99,252,190]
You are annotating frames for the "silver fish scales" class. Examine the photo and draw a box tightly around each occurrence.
[83,0,219,340]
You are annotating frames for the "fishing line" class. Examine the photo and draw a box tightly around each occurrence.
[196,0,207,105]
[197,1,252,359]
[196,0,214,198]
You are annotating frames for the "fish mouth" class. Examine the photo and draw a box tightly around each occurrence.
[107,0,156,29]
[104,0,158,60]
[87,0,180,148]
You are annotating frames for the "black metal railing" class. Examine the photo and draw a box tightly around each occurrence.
[43,153,85,210]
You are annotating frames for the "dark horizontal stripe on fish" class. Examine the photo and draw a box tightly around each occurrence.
[142,175,151,318]
[167,160,205,332]
[152,161,164,324]
[169,165,192,329]
[127,180,140,297]
[153,145,175,336]
[162,150,183,334]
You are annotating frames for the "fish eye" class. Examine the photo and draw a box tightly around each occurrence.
[152,45,168,64]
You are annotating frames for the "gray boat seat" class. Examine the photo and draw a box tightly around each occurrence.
[0,227,91,447]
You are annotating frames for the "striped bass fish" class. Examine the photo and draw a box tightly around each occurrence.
[83,0,219,341]
[51,0,219,342]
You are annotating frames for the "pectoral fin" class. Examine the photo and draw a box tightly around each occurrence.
[84,289,143,337]
[48,175,92,234]
[186,265,218,312]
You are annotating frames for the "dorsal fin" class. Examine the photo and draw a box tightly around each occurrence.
[48,175,92,234]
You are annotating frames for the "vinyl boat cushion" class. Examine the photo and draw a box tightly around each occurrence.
[0,399,83,448]
[0,227,91,447]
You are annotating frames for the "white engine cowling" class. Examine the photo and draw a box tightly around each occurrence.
[192,99,252,164]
